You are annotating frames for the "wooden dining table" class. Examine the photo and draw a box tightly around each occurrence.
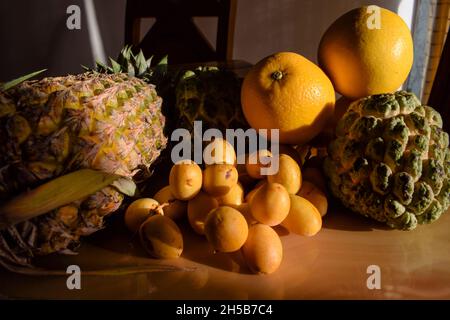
[1,200,449,299]
[0,60,449,300]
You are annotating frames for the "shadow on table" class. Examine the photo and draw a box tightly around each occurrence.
[84,195,391,273]
[178,220,254,274]
[322,198,391,232]
[87,214,253,274]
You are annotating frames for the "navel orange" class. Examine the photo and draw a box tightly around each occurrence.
[241,52,335,145]
[318,6,414,99]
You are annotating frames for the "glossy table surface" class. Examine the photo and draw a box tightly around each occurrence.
[1,202,449,300]
[1,61,449,300]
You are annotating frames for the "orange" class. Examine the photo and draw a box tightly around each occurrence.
[318,6,414,99]
[241,52,335,145]
[321,96,353,138]
[332,96,353,128]
[320,96,353,140]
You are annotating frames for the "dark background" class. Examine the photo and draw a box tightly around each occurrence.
[0,0,402,81]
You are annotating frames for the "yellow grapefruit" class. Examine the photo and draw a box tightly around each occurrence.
[318,6,414,99]
[241,52,335,145]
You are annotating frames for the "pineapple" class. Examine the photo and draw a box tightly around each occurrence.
[93,46,248,133]
[0,72,167,266]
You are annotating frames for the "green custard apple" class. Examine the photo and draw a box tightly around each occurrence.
[324,91,449,230]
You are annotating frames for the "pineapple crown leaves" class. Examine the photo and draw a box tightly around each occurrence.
[85,45,168,81]
[0,69,47,91]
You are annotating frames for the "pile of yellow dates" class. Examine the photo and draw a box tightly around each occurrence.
[125,139,328,274]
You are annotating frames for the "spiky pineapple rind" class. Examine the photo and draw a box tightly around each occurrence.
[0,72,167,262]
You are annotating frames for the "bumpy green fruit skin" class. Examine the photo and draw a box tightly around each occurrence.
[176,67,248,132]
[324,91,450,230]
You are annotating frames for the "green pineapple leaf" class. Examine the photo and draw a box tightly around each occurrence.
[129,48,136,62]
[146,56,154,68]
[136,50,148,76]
[85,45,173,93]
[124,45,132,59]
[1,69,47,91]
[110,58,122,73]
[157,55,168,66]
[0,169,129,229]
[127,62,135,77]
[118,45,131,66]
[111,177,136,196]
[96,61,113,73]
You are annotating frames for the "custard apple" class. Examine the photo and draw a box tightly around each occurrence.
[175,66,248,132]
[324,91,449,230]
